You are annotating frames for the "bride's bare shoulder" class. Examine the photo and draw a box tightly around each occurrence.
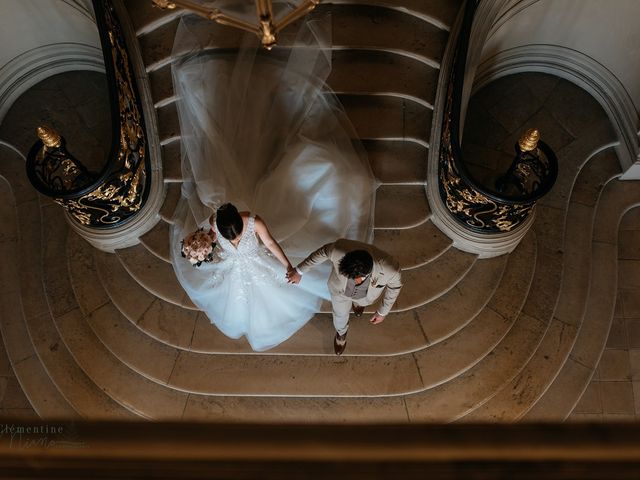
[252,215,269,233]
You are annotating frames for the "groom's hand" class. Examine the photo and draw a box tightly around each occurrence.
[286,268,301,284]
[370,313,385,325]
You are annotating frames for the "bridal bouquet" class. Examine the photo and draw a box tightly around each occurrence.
[181,228,216,267]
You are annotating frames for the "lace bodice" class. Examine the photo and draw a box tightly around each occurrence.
[214,214,260,258]
[210,213,284,305]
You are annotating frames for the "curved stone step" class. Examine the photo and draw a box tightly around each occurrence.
[149,48,438,109]
[0,181,76,418]
[166,49,437,108]
[156,94,432,146]
[95,248,200,351]
[265,310,429,356]
[87,300,180,386]
[463,148,623,421]
[39,217,188,419]
[26,208,136,419]
[139,5,449,72]
[168,348,422,396]
[140,218,171,262]
[26,308,133,418]
[328,50,438,105]
[373,219,450,269]
[374,185,429,229]
[340,0,460,28]
[182,392,410,422]
[403,206,565,421]
[331,4,448,64]
[413,231,535,389]
[154,95,262,145]
[161,139,183,182]
[128,0,182,36]
[53,304,187,419]
[406,313,548,421]
[159,181,181,223]
[445,206,565,420]
[160,137,428,190]
[524,177,640,421]
[416,250,511,346]
[339,94,432,143]
[394,247,476,311]
[365,139,428,185]
[116,243,197,310]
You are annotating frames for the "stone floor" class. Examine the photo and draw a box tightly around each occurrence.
[0,70,110,171]
[462,72,640,421]
[570,208,640,421]
[0,70,111,419]
[462,72,600,193]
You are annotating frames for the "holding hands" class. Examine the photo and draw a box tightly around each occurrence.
[286,267,301,284]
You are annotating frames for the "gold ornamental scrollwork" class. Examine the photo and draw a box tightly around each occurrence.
[24,0,149,228]
[437,41,535,234]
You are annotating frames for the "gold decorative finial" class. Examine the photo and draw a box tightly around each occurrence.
[37,125,62,148]
[518,129,540,152]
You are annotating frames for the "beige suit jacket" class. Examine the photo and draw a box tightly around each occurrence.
[297,239,402,316]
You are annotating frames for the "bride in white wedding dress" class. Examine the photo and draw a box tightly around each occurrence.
[169,6,376,351]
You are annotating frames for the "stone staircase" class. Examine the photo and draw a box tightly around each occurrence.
[0,0,639,421]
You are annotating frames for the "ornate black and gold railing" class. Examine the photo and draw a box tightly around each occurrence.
[25,0,149,228]
[438,0,558,234]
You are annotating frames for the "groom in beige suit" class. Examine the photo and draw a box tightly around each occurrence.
[287,239,403,355]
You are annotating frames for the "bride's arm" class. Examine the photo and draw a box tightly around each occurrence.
[253,216,293,270]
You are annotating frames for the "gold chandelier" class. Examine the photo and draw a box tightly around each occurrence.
[152,0,321,50]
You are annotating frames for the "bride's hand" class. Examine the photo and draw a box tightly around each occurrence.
[286,268,301,285]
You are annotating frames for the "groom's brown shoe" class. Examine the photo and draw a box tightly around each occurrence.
[334,331,348,355]
[352,304,365,317]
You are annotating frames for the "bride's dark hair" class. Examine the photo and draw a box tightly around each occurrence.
[216,203,244,241]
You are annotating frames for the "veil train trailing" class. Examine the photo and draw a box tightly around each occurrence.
[169,6,377,350]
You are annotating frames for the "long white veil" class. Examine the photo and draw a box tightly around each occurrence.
[169,4,376,316]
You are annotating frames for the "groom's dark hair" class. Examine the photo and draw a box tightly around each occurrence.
[339,250,373,279]
[216,203,243,240]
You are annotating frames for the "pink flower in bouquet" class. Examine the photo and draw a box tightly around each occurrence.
[181,228,216,267]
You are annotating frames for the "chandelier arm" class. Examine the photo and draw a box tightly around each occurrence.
[274,0,321,33]
[153,0,260,35]
[255,0,274,19]
[213,15,261,35]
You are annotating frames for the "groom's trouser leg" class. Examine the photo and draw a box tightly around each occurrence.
[331,294,352,335]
